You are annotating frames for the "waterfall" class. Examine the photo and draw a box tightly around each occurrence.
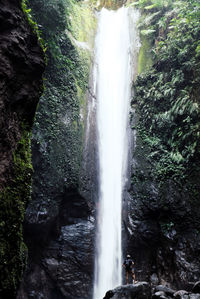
[93,7,140,299]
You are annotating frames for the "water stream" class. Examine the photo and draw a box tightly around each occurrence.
[93,7,140,299]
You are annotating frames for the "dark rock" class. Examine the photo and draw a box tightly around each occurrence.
[125,127,200,287]
[24,189,92,246]
[17,0,97,297]
[0,0,45,187]
[0,0,44,297]
[18,220,95,299]
[192,282,200,294]
[103,282,151,299]
[103,290,114,299]
[155,285,175,296]
[174,290,189,298]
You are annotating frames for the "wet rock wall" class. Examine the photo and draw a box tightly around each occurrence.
[123,1,200,289]
[18,0,97,298]
[0,0,45,297]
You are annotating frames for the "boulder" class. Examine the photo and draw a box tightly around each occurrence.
[103,290,114,299]
[155,285,175,296]
[174,291,200,299]
[103,282,151,299]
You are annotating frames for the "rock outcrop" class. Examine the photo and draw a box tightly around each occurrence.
[124,132,200,288]
[17,0,97,297]
[12,0,200,298]
[102,282,200,299]
[0,0,45,297]
[18,219,95,299]
[123,0,200,290]
[103,282,151,299]
[0,0,44,187]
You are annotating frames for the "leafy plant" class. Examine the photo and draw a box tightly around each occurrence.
[21,0,47,54]
[133,0,200,182]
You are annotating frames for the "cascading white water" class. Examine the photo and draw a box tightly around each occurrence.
[93,6,140,299]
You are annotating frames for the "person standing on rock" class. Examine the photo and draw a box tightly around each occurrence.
[123,255,137,285]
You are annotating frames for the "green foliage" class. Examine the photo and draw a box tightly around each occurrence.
[67,1,97,44]
[133,0,175,74]
[130,0,173,11]
[95,0,126,9]
[0,128,31,297]
[21,0,47,55]
[28,0,95,206]
[134,0,200,182]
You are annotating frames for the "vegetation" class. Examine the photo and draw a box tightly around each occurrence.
[129,0,173,10]
[21,0,47,54]
[128,3,200,270]
[133,0,200,183]
[97,0,126,9]
[0,0,95,293]
[28,0,96,210]
[0,128,31,297]
[0,2,45,296]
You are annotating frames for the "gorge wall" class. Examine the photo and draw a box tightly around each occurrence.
[124,0,200,291]
[0,0,45,297]
[1,0,199,298]
[18,0,97,298]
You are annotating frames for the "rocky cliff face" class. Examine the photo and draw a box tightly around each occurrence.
[125,137,200,288]
[0,0,44,187]
[15,1,200,298]
[17,0,97,298]
[123,0,200,291]
[0,0,45,297]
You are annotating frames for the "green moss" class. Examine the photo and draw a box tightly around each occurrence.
[138,35,153,73]
[133,0,200,193]
[128,0,173,11]
[134,0,175,75]
[0,128,32,297]
[28,0,96,207]
[89,0,125,9]
[68,1,97,45]
[21,0,47,57]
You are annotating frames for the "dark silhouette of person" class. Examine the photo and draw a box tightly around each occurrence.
[123,254,137,284]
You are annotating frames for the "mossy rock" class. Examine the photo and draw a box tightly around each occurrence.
[0,129,31,297]
[138,34,153,74]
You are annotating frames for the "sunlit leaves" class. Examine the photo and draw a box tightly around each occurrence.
[134,0,200,180]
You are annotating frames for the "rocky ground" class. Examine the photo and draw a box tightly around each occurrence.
[103,281,200,299]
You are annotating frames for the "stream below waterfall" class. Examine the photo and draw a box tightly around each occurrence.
[93,6,140,299]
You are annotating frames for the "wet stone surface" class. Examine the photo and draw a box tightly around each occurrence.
[18,220,95,299]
